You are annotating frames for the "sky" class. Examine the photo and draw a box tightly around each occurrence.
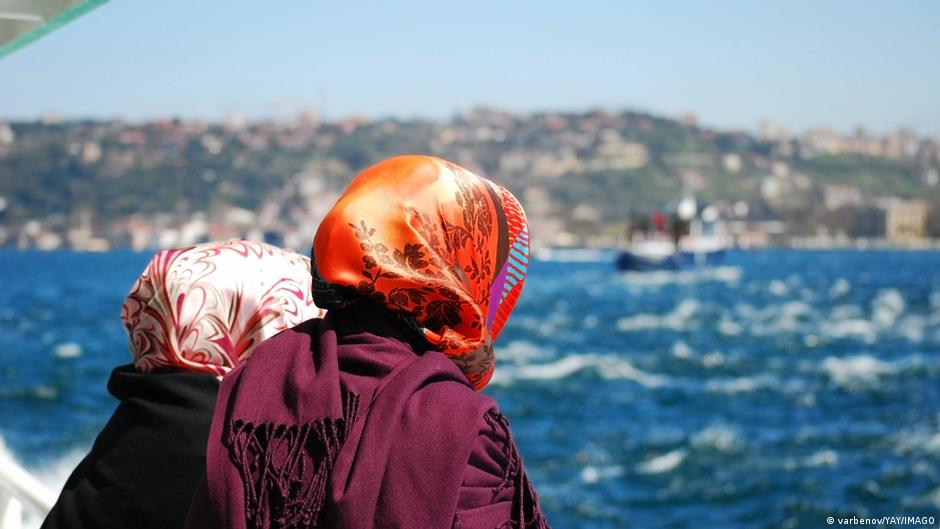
[1,0,938,136]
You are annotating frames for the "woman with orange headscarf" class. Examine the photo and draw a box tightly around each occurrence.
[186,156,549,529]
[42,240,323,529]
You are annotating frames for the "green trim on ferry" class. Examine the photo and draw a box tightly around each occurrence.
[0,0,109,59]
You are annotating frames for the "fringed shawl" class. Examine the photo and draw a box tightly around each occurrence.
[186,305,550,529]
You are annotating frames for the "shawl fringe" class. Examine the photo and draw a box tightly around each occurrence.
[484,411,550,529]
[228,391,360,529]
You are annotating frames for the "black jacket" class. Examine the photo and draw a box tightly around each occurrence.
[41,365,219,529]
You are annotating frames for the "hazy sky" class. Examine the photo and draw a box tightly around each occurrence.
[1,0,938,135]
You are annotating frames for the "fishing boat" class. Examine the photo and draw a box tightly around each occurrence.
[615,193,730,272]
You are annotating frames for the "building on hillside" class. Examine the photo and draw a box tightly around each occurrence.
[823,185,863,210]
[881,199,928,246]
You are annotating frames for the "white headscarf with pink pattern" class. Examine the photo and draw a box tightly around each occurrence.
[120,240,324,377]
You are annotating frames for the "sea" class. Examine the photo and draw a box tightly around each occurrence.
[1,249,939,529]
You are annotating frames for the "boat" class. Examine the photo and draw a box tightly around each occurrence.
[1,4,108,527]
[615,237,681,271]
[615,193,730,272]
[0,0,110,58]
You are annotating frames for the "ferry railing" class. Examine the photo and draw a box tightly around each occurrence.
[0,445,55,529]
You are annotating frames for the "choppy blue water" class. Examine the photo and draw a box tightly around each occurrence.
[2,249,939,528]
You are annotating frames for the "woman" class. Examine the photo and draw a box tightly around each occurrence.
[186,155,550,529]
[41,240,324,529]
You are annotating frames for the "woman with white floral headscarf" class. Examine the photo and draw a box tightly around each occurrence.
[41,240,323,529]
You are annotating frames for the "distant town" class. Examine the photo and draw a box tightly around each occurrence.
[0,107,937,253]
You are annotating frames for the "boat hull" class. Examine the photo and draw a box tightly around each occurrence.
[615,251,681,271]
[615,248,726,272]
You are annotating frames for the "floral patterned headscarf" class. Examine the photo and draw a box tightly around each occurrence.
[121,240,325,377]
[312,155,529,390]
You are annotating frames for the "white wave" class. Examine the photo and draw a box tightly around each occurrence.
[923,486,940,509]
[768,280,789,296]
[671,341,692,359]
[705,374,772,394]
[497,340,549,365]
[580,464,625,484]
[710,266,743,283]
[701,352,725,368]
[829,304,864,320]
[829,278,851,298]
[675,298,700,316]
[781,300,813,319]
[513,311,572,338]
[529,306,573,338]
[874,289,906,313]
[750,300,814,336]
[777,301,812,326]
[616,299,700,333]
[709,374,808,396]
[783,449,840,470]
[820,319,878,343]
[596,357,668,387]
[490,354,668,388]
[513,356,593,380]
[896,315,927,343]
[718,317,743,336]
[32,386,58,400]
[53,342,82,359]
[581,315,599,329]
[485,369,514,386]
[797,392,817,407]
[729,300,820,338]
[930,290,940,327]
[927,433,940,455]
[821,355,894,387]
[615,314,662,332]
[690,424,742,452]
[820,304,878,341]
[635,448,687,474]
[735,303,758,319]
[872,289,906,328]
[893,427,940,457]
[798,287,818,302]
[804,449,839,467]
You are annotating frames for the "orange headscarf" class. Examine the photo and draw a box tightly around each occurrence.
[312,155,529,390]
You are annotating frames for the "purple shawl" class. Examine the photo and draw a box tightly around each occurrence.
[186,304,549,529]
